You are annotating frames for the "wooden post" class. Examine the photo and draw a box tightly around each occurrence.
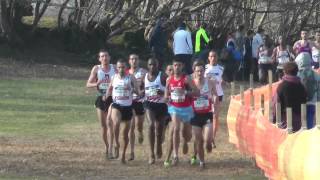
[250,89,254,110]
[276,102,281,127]
[240,85,244,105]
[249,74,254,110]
[286,107,293,134]
[268,70,273,123]
[249,74,253,89]
[261,94,265,115]
[301,104,307,130]
[231,82,235,96]
[316,102,320,129]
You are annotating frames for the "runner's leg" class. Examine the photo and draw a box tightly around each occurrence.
[96,108,108,154]
[146,109,156,164]
[111,107,121,159]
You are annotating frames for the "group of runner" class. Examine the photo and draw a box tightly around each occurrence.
[86,50,224,169]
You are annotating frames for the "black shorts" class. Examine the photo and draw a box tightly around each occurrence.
[132,101,145,115]
[191,112,213,128]
[95,96,113,111]
[144,101,168,120]
[111,103,133,121]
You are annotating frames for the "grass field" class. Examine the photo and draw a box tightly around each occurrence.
[0,59,266,180]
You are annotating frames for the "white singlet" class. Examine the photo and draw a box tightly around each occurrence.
[112,74,133,106]
[97,64,116,95]
[204,64,224,96]
[144,71,165,103]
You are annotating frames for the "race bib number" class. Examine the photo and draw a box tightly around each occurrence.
[278,56,289,64]
[146,87,158,97]
[259,56,271,64]
[193,97,210,110]
[114,86,130,99]
[171,88,186,103]
[99,83,109,90]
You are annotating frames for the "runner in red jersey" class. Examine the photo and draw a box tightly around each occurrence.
[190,60,217,169]
[163,59,199,167]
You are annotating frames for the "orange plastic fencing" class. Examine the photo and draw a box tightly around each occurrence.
[227,81,320,180]
[227,82,286,180]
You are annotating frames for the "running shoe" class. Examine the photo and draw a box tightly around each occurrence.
[128,152,135,161]
[199,161,205,169]
[164,160,171,168]
[190,155,198,165]
[172,156,179,166]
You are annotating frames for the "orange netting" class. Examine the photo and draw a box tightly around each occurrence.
[227,82,320,180]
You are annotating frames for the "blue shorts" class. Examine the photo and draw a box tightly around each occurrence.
[168,105,194,123]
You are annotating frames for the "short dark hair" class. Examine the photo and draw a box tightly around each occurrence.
[117,58,126,64]
[192,60,204,70]
[257,26,264,33]
[179,22,186,29]
[247,29,254,36]
[99,49,109,54]
[283,62,298,76]
[148,58,158,65]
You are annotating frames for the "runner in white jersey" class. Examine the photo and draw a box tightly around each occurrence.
[312,32,320,69]
[127,54,147,161]
[144,58,168,164]
[190,60,217,169]
[272,36,294,80]
[106,59,141,164]
[204,50,224,148]
[86,50,116,158]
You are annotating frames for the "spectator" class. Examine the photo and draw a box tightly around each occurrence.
[244,29,254,80]
[274,62,307,133]
[234,25,245,55]
[252,27,265,81]
[173,22,193,75]
[293,30,312,56]
[149,17,168,70]
[312,31,320,69]
[295,52,320,129]
[272,36,294,80]
[257,35,273,84]
[194,22,211,61]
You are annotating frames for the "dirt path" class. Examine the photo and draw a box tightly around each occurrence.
[0,60,265,179]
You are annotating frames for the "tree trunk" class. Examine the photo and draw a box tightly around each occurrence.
[0,0,23,45]
[58,0,71,29]
[32,0,51,31]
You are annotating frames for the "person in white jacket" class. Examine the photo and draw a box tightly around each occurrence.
[251,27,264,80]
[173,22,193,75]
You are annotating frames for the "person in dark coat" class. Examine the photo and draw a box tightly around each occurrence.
[149,17,168,70]
[273,62,307,132]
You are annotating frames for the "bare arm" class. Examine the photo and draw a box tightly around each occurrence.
[271,47,277,64]
[208,78,218,97]
[86,65,100,88]
[105,76,114,97]
[186,76,200,97]
[164,77,171,103]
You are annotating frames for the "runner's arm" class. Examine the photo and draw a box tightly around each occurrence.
[209,78,218,97]
[271,47,277,64]
[105,76,114,98]
[164,77,170,103]
[86,65,100,88]
[186,76,200,97]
